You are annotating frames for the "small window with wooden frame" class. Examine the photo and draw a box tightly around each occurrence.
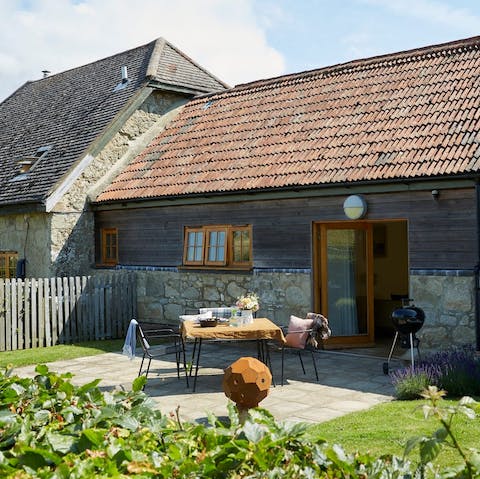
[183,227,205,265]
[183,225,252,269]
[0,251,18,279]
[101,228,118,266]
[230,226,252,267]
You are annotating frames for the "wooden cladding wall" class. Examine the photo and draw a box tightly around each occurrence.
[0,273,136,352]
[95,187,477,271]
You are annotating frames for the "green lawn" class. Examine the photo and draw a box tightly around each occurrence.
[0,339,124,369]
[307,398,480,471]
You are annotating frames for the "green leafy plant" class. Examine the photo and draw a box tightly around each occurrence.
[1,366,479,478]
[404,386,480,478]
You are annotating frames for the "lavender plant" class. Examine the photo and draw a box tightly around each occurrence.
[391,345,480,399]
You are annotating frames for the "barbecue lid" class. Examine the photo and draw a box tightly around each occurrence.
[391,306,425,334]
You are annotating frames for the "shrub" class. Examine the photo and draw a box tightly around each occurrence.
[390,344,480,399]
[0,365,479,478]
[426,345,480,397]
[390,366,437,399]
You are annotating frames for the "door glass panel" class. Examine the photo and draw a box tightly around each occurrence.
[326,228,368,337]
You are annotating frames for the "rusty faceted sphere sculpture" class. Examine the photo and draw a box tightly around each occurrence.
[223,356,272,410]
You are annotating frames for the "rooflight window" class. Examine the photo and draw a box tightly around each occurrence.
[11,145,51,181]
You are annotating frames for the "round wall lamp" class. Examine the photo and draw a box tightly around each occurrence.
[343,195,367,220]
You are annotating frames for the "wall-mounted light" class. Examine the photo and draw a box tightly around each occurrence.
[343,195,367,220]
[431,189,439,200]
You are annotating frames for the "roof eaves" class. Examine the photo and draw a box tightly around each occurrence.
[91,175,478,211]
[92,174,480,210]
[147,78,216,96]
[0,200,45,215]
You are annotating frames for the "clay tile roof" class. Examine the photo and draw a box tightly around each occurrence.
[0,38,227,209]
[97,35,480,203]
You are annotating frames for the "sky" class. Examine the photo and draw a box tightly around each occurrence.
[2,0,480,101]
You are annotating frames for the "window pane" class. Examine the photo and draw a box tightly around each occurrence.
[186,231,204,262]
[242,231,250,261]
[105,232,117,260]
[207,230,226,262]
[232,229,250,263]
[8,255,17,277]
[102,229,118,264]
[0,253,18,278]
[196,232,203,261]
[0,256,6,278]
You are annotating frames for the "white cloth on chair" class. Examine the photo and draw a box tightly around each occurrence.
[122,319,138,359]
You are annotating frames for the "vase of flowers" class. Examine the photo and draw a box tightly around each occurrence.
[235,293,259,325]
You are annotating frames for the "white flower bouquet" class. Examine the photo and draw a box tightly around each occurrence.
[235,292,259,312]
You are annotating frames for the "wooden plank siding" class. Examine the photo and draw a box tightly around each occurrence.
[0,272,136,352]
[95,187,478,271]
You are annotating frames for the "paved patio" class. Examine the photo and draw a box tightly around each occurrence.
[13,342,395,425]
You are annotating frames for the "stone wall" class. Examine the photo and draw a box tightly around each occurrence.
[410,272,476,351]
[132,269,477,352]
[0,212,50,277]
[134,269,312,327]
[50,92,187,277]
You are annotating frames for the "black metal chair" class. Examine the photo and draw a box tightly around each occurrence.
[137,322,189,388]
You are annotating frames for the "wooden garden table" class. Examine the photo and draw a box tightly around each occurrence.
[181,318,285,391]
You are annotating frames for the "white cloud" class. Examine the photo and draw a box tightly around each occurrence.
[341,32,376,62]
[361,0,480,31]
[0,0,286,101]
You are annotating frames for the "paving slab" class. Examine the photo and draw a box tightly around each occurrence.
[13,342,394,425]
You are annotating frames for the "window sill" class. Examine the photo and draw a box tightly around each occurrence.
[178,265,253,272]
[95,263,118,269]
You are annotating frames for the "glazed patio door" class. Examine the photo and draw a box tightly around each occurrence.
[318,223,374,347]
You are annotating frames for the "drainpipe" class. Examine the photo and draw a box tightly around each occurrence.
[475,182,480,353]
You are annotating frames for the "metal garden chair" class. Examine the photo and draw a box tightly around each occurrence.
[136,321,189,388]
[280,313,331,385]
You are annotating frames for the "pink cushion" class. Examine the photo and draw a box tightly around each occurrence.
[285,315,314,349]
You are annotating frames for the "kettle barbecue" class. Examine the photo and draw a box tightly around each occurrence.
[383,300,425,374]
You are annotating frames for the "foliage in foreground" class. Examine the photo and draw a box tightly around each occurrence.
[0,366,479,478]
[390,344,480,399]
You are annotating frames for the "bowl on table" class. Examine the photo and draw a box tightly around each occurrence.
[199,318,218,328]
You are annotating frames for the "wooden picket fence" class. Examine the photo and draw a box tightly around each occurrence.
[0,272,136,352]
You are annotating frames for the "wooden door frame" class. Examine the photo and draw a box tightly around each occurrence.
[313,221,375,348]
